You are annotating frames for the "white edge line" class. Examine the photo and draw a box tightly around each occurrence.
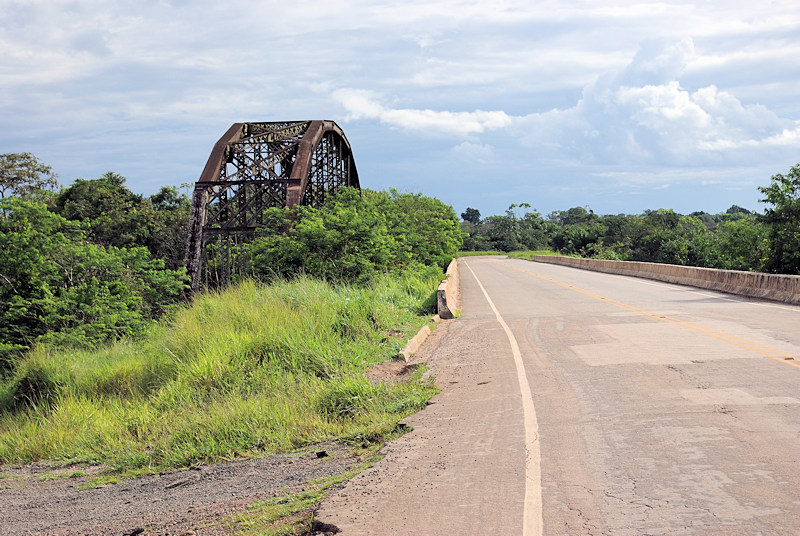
[464,260,544,536]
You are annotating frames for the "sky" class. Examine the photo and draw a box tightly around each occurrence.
[1,0,798,218]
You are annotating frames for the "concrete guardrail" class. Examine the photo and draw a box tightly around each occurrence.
[533,255,800,305]
[398,259,460,362]
[437,258,460,319]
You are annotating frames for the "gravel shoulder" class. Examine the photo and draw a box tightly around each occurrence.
[0,440,369,535]
[0,334,432,536]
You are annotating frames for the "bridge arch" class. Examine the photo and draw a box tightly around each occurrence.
[185,120,360,293]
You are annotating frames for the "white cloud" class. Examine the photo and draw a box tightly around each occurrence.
[453,141,495,162]
[334,89,511,137]
[510,37,799,166]
[614,37,695,87]
[1,0,798,215]
[336,35,798,177]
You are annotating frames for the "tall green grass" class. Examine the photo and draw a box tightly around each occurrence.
[507,249,562,259]
[0,272,440,471]
[457,250,506,257]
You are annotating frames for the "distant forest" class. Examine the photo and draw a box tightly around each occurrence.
[460,163,800,277]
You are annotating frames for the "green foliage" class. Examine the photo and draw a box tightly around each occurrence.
[461,179,785,273]
[246,188,461,285]
[147,186,191,270]
[711,218,768,271]
[759,163,800,274]
[462,203,555,253]
[373,189,463,269]
[507,249,563,259]
[54,172,154,249]
[54,174,191,270]
[461,207,481,225]
[0,274,440,471]
[0,198,187,371]
[0,153,58,201]
[457,250,506,257]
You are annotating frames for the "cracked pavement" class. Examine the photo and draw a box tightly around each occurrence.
[316,257,800,534]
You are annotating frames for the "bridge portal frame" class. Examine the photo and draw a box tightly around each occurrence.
[184,120,359,293]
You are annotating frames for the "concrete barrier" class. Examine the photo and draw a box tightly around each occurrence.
[532,256,800,305]
[397,259,460,362]
[437,259,460,319]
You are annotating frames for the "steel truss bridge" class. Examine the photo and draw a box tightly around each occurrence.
[184,121,359,293]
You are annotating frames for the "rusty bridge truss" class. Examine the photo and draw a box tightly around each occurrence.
[184,121,360,292]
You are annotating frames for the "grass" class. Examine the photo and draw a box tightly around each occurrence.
[457,250,506,257]
[37,469,89,481]
[506,249,562,259]
[224,460,377,536]
[78,474,121,490]
[459,249,565,259]
[0,271,441,474]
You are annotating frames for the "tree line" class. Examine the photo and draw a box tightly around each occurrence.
[460,163,800,276]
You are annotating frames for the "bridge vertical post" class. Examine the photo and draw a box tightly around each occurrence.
[185,186,208,295]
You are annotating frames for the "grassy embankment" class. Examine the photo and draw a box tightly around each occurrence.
[506,249,566,259]
[457,250,506,256]
[0,272,441,475]
[458,249,562,258]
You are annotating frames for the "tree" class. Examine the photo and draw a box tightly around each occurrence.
[148,187,191,270]
[461,207,481,225]
[377,190,462,269]
[709,218,768,271]
[54,172,155,249]
[0,153,58,201]
[0,198,187,371]
[483,209,521,252]
[247,189,394,284]
[518,209,553,250]
[725,205,751,215]
[548,206,597,226]
[245,188,462,284]
[759,163,800,274]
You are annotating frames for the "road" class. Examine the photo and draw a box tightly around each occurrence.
[315,256,800,535]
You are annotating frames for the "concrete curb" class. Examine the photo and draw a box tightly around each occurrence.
[397,325,432,362]
[533,255,800,305]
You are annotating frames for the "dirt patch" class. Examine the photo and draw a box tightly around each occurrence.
[364,359,420,384]
[0,441,365,536]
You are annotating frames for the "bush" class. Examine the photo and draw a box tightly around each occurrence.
[246,188,462,285]
[0,198,188,372]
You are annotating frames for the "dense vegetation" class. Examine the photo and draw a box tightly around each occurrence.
[0,152,460,487]
[0,170,191,372]
[0,275,439,470]
[244,188,462,285]
[0,152,462,374]
[460,163,800,275]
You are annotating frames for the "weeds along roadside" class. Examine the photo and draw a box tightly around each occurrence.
[457,249,561,259]
[0,270,442,472]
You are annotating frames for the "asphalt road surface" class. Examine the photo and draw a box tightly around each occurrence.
[316,256,800,535]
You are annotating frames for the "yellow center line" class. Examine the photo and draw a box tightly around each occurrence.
[490,259,800,370]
